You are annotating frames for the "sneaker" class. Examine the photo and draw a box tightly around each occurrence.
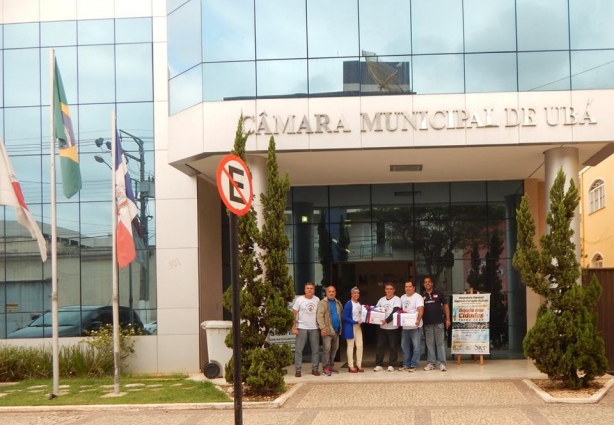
[330,367,339,374]
[424,363,435,371]
[295,371,301,377]
[311,369,321,376]
[439,363,447,372]
[373,366,384,372]
[408,367,416,373]
[398,366,410,371]
[387,366,394,372]
[323,367,332,376]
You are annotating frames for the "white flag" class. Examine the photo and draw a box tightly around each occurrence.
[0,140,48,261]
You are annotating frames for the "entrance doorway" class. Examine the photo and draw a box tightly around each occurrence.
[331,261,414,361]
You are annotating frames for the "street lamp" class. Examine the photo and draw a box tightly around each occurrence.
[93,131,154,319]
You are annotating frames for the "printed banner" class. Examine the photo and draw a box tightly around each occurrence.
[451,293,490,355]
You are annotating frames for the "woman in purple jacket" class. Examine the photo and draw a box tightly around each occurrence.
[342,287,364,372]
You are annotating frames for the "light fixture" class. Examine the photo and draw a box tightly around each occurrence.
[301,216,309,223]
[390,164,423,172]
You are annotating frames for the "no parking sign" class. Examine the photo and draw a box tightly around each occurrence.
[216,154,253,216]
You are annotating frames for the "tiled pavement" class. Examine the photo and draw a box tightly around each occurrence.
[1,360,613,425]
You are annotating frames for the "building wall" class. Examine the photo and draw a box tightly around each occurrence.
[581,157,614,268]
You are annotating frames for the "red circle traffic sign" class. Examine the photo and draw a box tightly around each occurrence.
[216,154,254,216]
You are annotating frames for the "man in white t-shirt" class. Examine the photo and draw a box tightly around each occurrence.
[399,281,424,372]
[292,282,321,377]
[374,282,402,372]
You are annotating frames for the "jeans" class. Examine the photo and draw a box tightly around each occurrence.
[294,328,320,372]
[401,328,422,368]
[346,324,363,368]
[321,332,340,368]
[375,328,399,367]
[424,322,446,366]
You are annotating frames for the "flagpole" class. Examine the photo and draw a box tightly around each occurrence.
[111,110,121,394]
[49,48,60,398]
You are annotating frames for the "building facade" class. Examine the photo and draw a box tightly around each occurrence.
[2,0,614,373]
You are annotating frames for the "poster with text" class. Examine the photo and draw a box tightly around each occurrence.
[451,293,491,355]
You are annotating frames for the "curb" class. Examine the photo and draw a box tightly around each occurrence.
[522,377,614,404]
[0,383,304,413]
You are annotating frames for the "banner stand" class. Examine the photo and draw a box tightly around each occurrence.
[455,287,485,366]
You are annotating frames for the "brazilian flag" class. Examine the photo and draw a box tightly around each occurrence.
[53,59,82,199]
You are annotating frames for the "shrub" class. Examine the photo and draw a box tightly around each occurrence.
[0,325,138,381]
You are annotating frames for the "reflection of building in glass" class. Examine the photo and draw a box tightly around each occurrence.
[343,51,412,94]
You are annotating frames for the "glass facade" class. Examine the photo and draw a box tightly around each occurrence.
[223,181,527,358]
[0,19,157,339]
[169,0,614,114]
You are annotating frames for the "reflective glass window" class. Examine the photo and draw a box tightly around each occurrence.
[463,0,516,53]
[202,0,255,62]
[412,54,464,94]
[516,0,569,51]
[360,55,412,94]
[359,0,411,56]
[411,0,463,54]
[570,0,614,50]
[256,60,307,97]
[4,23,39,49]
[77,19,114,45]
[0,55,3,107]
[307,0,359,58]
[167,0,202,77]
[0,24,3,47]
[80,153,113,202]
[116,44,153,102]
[414,182,449,206]
[167,0,190,14]
[309,57,356,96]
[116,18,152,43]
[255,0,307,59]
[518,51,570,92]
[41,21,77,47]
[465,53,517,93]
[116,103,155,153]
[571,50,614,90]
[78,103,114,155]
[4,49,41,107]
[78,45,115,104]
[40,47,78,108]
[169,65,203,115]
[203,61,256,101]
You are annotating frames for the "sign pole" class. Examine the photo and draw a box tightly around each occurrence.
[216,153,253,425]
[229,212,242,425]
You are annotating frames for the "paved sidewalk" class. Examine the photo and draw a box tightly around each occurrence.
[2,379,613,424]
[2,360,613,424]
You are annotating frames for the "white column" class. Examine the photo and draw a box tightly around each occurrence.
[247,155,267,229]
[544,146,581,267]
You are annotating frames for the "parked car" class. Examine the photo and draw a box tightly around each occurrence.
[7,305,144,338]
[144,320,157,335]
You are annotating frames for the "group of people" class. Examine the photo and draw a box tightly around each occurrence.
[291,277,451,377]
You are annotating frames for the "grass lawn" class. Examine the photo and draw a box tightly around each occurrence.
[0,375,230,406]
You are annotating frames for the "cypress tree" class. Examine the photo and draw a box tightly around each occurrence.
[513,169,608,389]
[222,116,294,394]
